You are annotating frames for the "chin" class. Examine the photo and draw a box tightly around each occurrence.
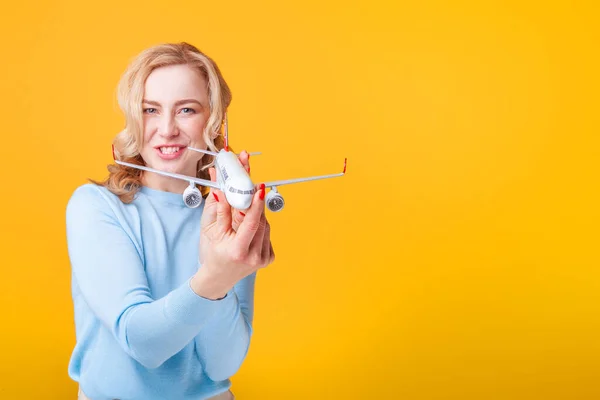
[152,156,196,175]
[152,159,183,173]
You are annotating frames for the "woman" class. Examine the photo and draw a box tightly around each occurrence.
[66,42,274,400]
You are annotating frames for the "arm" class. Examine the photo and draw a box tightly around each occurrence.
[66,185,238,369]
[190,161,272,381]
[194,271,257,381]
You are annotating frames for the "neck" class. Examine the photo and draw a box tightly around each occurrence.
[141,173,190,194]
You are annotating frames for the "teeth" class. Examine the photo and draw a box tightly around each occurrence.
[160,147,181,154]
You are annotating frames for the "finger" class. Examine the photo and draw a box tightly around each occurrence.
[249,210,267,259]
[238,150,250,174]
[207,167,232,234]
[260,219,271,264]
[269,242,275,264]
[231,209,245,232]
[235,183,266,249]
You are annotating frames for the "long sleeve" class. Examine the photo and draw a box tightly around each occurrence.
[66,186,239,369]
[194,271,257,381]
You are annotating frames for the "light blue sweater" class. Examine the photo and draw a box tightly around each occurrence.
[65,183,256,400]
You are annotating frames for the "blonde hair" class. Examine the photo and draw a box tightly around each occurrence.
[92,42,232,202]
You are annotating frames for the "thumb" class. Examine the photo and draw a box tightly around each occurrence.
[231,209,246,232]
[200,167,219,230]
[206,167,232,234]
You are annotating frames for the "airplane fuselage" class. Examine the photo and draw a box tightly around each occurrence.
[215,150,256,210]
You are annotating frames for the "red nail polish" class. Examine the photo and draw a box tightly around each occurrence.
[213,193,219,202]
[259,185,265,200]
[240,211,246,216]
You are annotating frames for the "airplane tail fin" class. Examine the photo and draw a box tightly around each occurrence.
[223,112,261,156]
[224,112,229,151]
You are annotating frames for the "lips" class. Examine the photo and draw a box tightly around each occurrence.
[154,145,186,160]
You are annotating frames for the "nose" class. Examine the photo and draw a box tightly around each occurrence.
[157,113,179,138]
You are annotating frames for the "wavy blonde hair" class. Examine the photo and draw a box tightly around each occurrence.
[92,42,232,203]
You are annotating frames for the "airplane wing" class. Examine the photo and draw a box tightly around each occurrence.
[263,158,347,189]
[114,160,220,190]
[188,146,261,156]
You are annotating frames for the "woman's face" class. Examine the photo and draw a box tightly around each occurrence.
[140,63,210,179]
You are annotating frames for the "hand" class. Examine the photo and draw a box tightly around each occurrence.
[234,150,274,253]
[227,150,275,273]
[191,153,275,300]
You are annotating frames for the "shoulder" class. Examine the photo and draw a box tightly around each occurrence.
[67,183,119,207]
[65,184,146,260]
[66,183,129,221]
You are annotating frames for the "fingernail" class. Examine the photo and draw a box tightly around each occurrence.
[259,184,265,200]
[247,166,250,173]
[213,193,219,202]
[240,211,246,216]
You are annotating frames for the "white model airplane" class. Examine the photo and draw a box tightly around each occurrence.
[112,114,347,212]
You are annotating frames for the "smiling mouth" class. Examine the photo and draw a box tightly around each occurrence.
[158,146,184,154]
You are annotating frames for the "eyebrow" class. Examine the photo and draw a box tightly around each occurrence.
[142,99,204,107]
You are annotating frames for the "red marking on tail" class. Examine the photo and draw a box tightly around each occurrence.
[224,114,229,151]
[112,144,116,160]
[343,158,347,174]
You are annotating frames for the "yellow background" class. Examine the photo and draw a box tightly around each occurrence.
[1,0,599,398]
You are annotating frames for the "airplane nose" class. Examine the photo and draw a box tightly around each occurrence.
[227,194,252,211]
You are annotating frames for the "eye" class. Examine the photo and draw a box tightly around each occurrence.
[143,108,157,114]
[180,107,195,114]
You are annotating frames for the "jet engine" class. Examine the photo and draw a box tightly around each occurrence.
[183,183,203,208]
[265,188,285,212]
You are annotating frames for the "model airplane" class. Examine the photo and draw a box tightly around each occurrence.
[112,114,347,212]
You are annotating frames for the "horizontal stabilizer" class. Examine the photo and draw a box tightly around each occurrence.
[187,147,218,156]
